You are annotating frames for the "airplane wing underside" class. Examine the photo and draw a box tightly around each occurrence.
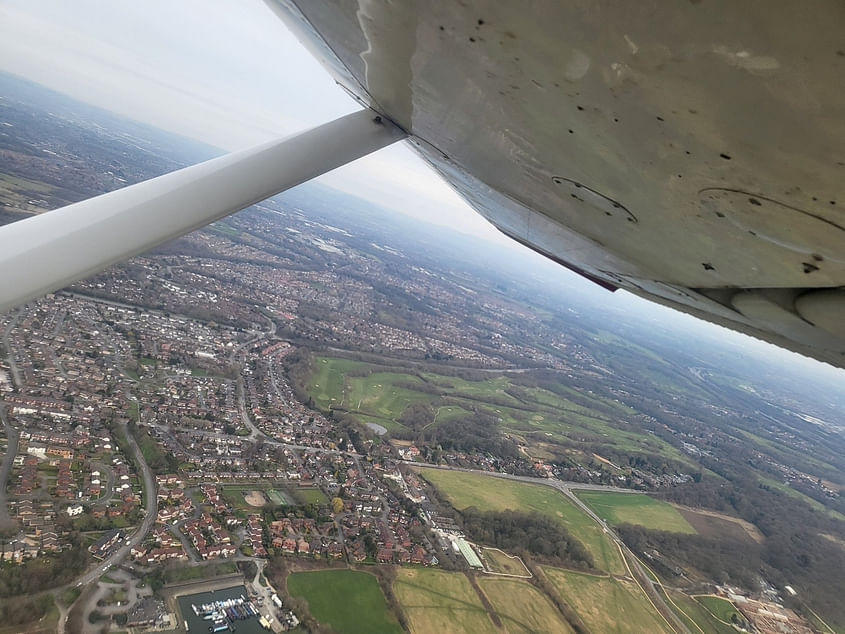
[267,0,845,367]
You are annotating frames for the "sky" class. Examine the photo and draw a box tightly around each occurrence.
[1,0,843,385]
[0,0,501,241]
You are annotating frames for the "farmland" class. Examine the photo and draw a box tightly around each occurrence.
[477,577,574,633]
[287,569,402,634]
[542,567,673,634]
[417,467,625,574]
[575,491,696,534]
[393,568,493,633]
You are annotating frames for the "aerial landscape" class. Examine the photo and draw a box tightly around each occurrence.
[0,69,844,634]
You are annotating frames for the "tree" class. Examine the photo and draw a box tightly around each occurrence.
[331,497,343,514]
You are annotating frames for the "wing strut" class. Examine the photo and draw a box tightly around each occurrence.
[0,109,405,312]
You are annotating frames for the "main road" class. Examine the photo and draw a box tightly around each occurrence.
[73,421,157,587]
[58,419,158,634]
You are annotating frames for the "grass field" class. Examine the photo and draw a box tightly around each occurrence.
[418,468,625,574]
[309,358,435,428]
[666,590,737,634]
[394,568,493,633]
[221,485,267,510]
[266,489,289,505]
[575,491,696,534]
[287,570,402,634]
[307,357,695,469]
[694,595,742,624]
[482,548,530,577]
[543,567,672,634]
[477,577,574,633]
[164,561,237,584]
[295,487,328,505]
[478,577,573,634]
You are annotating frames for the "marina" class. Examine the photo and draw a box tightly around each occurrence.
[177,585,269,634]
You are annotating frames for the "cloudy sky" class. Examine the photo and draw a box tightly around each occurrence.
[1,0,842,382]
[0,0,503,241]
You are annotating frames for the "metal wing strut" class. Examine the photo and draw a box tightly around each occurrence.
[0,109,405,312]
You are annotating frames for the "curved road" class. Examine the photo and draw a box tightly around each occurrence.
[59,420,158,634]
[89,460,115,505]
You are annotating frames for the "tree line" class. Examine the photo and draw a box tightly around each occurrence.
[457,508,595,570]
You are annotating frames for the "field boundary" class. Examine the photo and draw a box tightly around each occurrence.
[691,594,741,627]
[632,553,706,634]
[465,572,503,628]
[481,547,532,579]
[619,543,682,634]
[674,505,764,543]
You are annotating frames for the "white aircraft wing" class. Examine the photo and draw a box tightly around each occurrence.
[1,1,844,368]
[266,0,845,367]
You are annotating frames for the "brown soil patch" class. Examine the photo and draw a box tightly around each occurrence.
[676,506,763,544]
[244,490,267,507]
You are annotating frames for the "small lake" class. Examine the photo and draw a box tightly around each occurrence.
[177,585,266,634]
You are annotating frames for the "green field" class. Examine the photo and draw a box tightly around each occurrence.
[220,485,267,510]
[309,357,445,430]
[477,577,574,633]
[164,561,237,584]
[418,468,625,574]
[694,595,743,624]
[295,487,328,505]
[307,356,694,468]
[394,568,493,633]
[666,590,737,634]
[266,489,289,505]
[543,567,672,634]
[482,548,530,577]
[287,570,402,634]
[575,491,696,534]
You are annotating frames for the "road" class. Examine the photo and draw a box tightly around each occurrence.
[75,422,157,586]
[162,426,360,461]
[170,489,202,562]
[57,420,158,634]
[89,460,115,505]
[0,404,19,524]
[231,315,277,441]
